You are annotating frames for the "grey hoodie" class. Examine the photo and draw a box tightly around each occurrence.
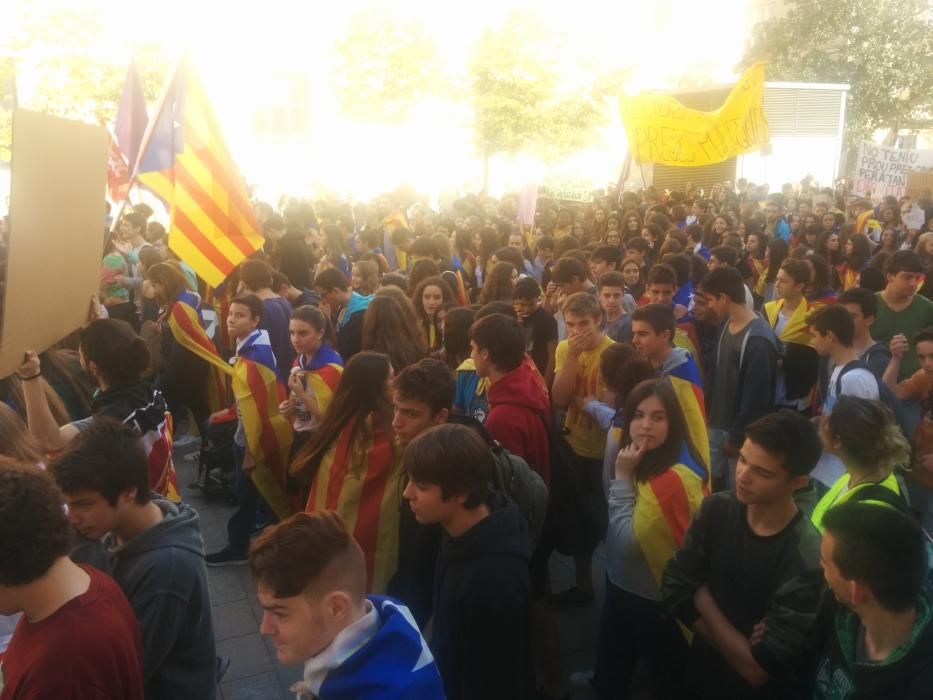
[103,498,216,700]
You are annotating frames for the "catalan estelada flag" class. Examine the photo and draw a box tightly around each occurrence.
[134,59,264,288]
[166,290,229,413]
[233,330,294,520]
[305,415,400,593]
[294,345,344,419]
[663,352,710,473]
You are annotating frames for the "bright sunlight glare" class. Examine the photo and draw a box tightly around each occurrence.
[3,0,753,201]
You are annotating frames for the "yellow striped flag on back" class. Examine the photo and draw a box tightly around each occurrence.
[134,59,264,288]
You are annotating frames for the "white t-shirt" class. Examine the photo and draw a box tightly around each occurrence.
[825,364,879,413]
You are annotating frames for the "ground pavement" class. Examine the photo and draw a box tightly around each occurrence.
[174,444,623,700]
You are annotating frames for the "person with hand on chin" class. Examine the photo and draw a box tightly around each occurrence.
[584,378,707,699]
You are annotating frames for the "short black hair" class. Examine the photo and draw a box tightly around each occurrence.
[591,245,622,269]
[665,254,692,288]
[240,259,274,291]
[627,237,650,254]
[0,462,72,585]
[685,223,704,243]
[390,227,412,245]
[314,268,349,292]
[409,237,438,259]
[646,263,678,288]
[230,294,264,321]
[807,304,855,347]
[470,314,525,373]
[743,409,821,477]
[597,271,625,291]
[837,287,878,319]
[393,358,455,415]
[550,257,587,284]
[513,276,543,301]
[476,301,517,319]
[632,304,676,343]
[51,418,152,506]
[709,246,738,268]
[536,236,555,251]
[886,250,924,277]
[699,267,745,304]
[494,247,525,270]
[780,258,812,286]
[404,424,494,509]
[914,327,933,346]
[823,502,927,612]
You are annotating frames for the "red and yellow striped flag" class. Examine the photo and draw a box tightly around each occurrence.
[166,290,229,413]
[134,59,263,288]
[305,415,400,593]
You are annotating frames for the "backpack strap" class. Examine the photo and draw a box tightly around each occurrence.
[847,483,910,514]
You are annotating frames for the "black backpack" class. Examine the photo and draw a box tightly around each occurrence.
[819,359,916,442]
[447,414,548,552]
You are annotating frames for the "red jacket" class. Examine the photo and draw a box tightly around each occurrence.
[486,359,551,486]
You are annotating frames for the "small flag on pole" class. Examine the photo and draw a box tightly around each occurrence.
[134,58,264,288]
[115,60,149,174]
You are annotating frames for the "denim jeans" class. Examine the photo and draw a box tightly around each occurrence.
[226,444,259,554]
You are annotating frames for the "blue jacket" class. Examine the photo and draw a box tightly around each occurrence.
[291,595,444,700]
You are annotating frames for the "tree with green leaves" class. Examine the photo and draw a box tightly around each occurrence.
[469,10,606,187]
[741,0,933,154]
[332,10,448,123]
[0,7,168,162]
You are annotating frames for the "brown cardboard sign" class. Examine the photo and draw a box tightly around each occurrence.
[0,109,108,378]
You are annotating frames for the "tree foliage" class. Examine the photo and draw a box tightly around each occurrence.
[0,8,169,161]
[469,11,606,162]
[741,0,933,151]
[332,10,448,123]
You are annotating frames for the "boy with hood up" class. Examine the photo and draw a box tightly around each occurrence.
[469,312,551,483]
[250,511,444,700]
[51,419,216,700]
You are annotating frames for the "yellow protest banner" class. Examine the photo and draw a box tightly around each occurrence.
[620,62,769,167]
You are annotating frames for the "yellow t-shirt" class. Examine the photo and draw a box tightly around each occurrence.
[555,335,614,459]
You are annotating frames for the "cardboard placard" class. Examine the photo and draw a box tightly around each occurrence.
[0,109,108,378]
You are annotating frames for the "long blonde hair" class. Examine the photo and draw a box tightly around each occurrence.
[0,403,43,463]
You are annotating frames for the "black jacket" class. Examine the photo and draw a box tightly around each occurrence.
[431,494,534,700]
[275,230,314,289]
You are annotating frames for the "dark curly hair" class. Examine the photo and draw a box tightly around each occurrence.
[0,461,72,585]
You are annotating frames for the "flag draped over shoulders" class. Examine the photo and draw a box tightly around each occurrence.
[166,289,229,412]
[633,446,709,586]
[764,298,813,347]
[234,331,294,520]
[134,59,264,288]
[664,357,710,471]
[295,345,344,416]
[305,414,401,594]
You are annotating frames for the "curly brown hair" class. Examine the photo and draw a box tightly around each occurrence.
[0,461,72,585]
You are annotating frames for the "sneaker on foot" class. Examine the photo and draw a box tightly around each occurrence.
[548,586,594,609]
[183,450,201,463]
[173,434,201,449]
[204,547,248,567]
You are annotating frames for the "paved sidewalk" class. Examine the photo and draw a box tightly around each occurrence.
[176,446,610,699]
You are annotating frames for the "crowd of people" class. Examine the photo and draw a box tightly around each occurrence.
[2,177,933,699]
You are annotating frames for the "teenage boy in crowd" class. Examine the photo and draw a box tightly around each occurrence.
[0,463,145,699]
[239,259,295,380]
[51,420,215,699]
[809,304,881,412]
[314,267,373,360]
[707,246,756,309]
[272,270,321,310]
[886,327,933,530]
[551,292,614,606]
[598,271,633,343]
[250,511,445,699]
[513,277,559,379]
[700,267,778,489]
[206,295,277,566]
[814,503,933,699]
[837,286,891,379]
[640,263,687,318]
[764,259,819,412]
[589,247,636,313]
[662,410,825,699]
[545,256,593,339]
[872,250,933,381]
[403,423,534,700]
[631,303,709,464]
[470,313,551,482]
